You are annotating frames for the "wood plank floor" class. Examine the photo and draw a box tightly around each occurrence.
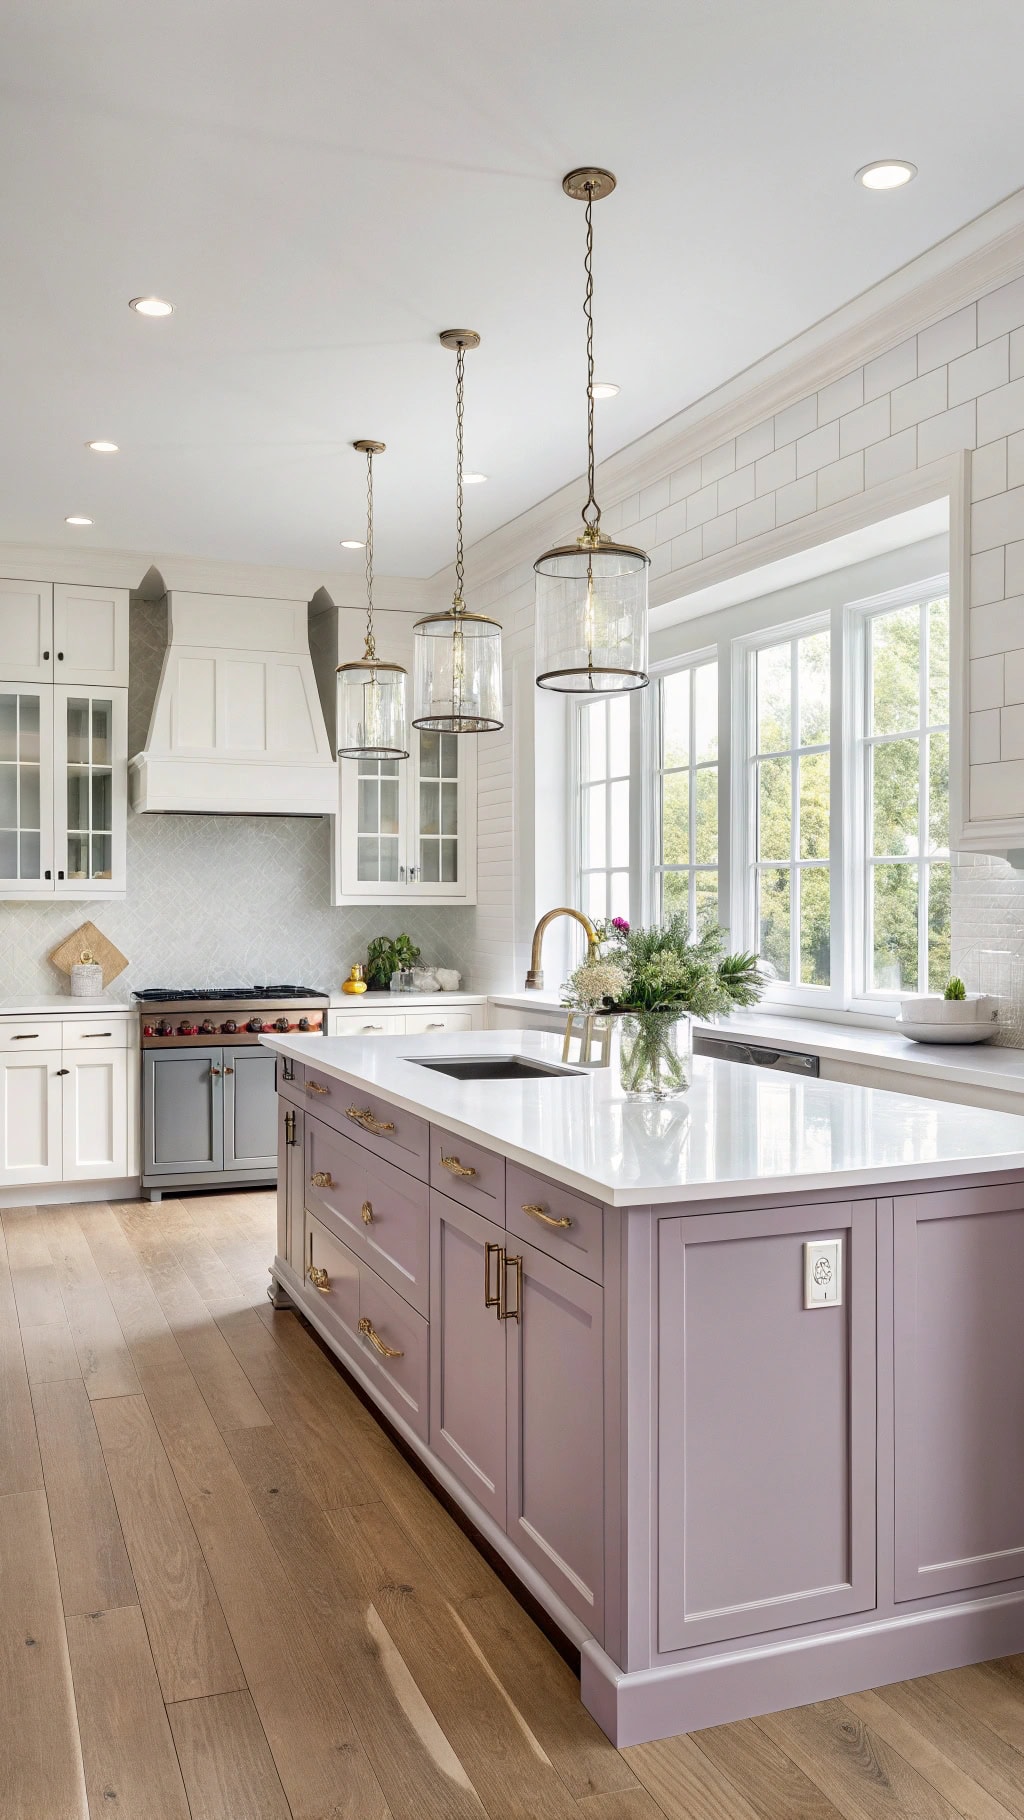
[2,1192,1023,1820]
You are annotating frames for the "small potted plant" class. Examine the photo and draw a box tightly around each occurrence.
[365,933,422,992]
[563,915,764,1099]
[899,976,999,1028]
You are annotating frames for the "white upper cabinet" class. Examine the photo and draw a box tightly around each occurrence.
[0,580,129,687]
[0,580,54,682]
[329,607,478,905]
[0,685,54,892]
[52,686,128,896]
[52,585,130,686]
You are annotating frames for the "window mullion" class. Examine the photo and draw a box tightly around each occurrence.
[790,636,800,987]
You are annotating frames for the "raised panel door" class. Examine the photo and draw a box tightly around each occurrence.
[223,1045,278,1170]
[143,1048,223,1177]
[657,1199,876,1651]
[428,1189,506,1526]
[0,1050,62,1184]
[61,1049,128,1179]
[0,579,53,682]
[51,585,129,686]
[894,1183,1024,1599]
[506,1237,605,1634]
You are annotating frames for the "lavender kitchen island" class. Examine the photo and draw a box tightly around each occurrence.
[264,1026,1024,1745]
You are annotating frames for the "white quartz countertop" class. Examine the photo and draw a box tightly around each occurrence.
[0,995,133,1016]
[263,1028,1024,1207]
[329,990,486,1008]
[487,995,1024,1097]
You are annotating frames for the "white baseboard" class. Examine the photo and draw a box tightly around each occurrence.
[0,1177,141,1209]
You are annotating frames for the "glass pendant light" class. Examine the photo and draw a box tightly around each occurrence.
[535,169,649,693]
[336,439,409,759]
[413,331,503,733]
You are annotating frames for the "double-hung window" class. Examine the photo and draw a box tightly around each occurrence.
[576,694,631,923]
[653,657,719,929]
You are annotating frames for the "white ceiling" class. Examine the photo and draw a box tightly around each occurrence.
[2,0,1023,578]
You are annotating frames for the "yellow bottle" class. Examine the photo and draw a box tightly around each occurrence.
[341,964,368,995]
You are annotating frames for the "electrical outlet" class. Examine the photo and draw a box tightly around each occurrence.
[804,1238,842,1308]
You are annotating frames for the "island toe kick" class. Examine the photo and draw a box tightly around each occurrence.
[268,1032,1024,1745]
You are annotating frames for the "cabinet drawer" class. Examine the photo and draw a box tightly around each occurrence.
[404,1010,474,1035]
[61,1017,130,1050]
[306,1119,429,1315]
[304,1214,428,1441]
[276,1054,305,1107]
[329,1012,406,1037]
[304,1071,428,1177]
[0,1020,62,1051]
[506,1163,603,1283]
[429,1125,505,1221]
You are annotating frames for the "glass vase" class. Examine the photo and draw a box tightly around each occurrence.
[618,1011,692,1100]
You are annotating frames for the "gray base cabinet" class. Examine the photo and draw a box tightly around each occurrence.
[144,1043,280,1192]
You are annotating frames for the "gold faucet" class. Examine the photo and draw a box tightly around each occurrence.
[525,908,601,990]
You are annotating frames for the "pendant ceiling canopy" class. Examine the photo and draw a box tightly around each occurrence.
[413,330,503,734]
[535,168,650,694]
[336,440,409,760]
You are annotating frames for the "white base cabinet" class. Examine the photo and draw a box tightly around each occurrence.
[0,1015,138,1187]
[62,1049,130,1179]
[0,1050,64,1184]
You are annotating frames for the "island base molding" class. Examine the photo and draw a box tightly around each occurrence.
[581,1589,1024,1746]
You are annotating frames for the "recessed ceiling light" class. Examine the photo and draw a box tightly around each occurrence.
[65,515,93,526]
[462,472,487,484]
[87,440,119,453]
[856,160,917,191]
[129,295,174,316]
[340,539,364,549]
[590,381,620,399]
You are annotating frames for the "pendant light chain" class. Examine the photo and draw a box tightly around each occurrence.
[454,342,466,608]
[364,445,377,661]
[582,184,601,535]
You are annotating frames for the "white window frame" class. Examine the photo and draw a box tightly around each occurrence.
[570,692,635,925]
[843,576,951,1011]
[645,647,722,931]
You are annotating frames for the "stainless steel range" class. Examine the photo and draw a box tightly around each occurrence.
[135,986,327,1199]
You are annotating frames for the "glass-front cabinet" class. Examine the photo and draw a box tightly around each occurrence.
[0,684,127,898]
[333,727,476,904]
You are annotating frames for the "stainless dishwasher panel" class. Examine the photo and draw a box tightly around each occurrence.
[694,1032,820,1076]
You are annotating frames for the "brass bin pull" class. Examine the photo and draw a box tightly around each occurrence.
[441,1152,477,1178]
[522,1202,573,1230]
[484,1240,502,1310]
[347,1106,396,1135]
[358,1316,404,1359]
[307,1236,330,1292]
[307,1080,330,1095]
[361,1200,375,1225]
[310,1171,335,1190]
[499,1253,523,1324]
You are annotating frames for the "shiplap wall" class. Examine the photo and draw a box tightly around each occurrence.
[463,268,1024,996]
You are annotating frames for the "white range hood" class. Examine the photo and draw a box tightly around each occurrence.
[130,591,337,815]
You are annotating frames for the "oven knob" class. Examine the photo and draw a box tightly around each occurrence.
[142,1024,155,1037]
[310,1018,323,1032]
[178,1020,198,1036]
[274,1016,290,1032]
[246,1016,265,1034]
[297,1016,310,1031]
[156,1020,173,1037]
[200,1018,216,1035]
[221,1019,237,1034]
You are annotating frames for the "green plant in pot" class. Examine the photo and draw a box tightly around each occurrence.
[563,915,764,1099]
[365,933,422,992]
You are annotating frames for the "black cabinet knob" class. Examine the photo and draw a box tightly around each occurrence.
[44,868,51,880]
[57,869,64,879]
[42,650,50,660]
[57,651,64,661]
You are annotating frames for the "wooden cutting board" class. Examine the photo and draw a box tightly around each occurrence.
[49,921,129,988]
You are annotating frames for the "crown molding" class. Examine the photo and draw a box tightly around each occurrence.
[450,188,1024,592]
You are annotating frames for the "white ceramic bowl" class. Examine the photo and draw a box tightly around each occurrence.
[898,993,998,1026]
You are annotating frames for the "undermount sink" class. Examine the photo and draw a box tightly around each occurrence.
[410,1054,580,1082]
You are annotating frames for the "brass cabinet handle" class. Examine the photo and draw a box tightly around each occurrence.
[307,1080,330,1095]
[358,1315,404,1359]
[310,1171,334,1190]
[499,1253,523,1324]
[347,1106,396,1134]
[361,1200,375,1225]
[307,1264,330,1291]
[209,1065,222,1076]
[282,1056,295,1082]
[440,1152,477,1178]
[484,1239,502,1310]
[224,1065,235,1074]
[522,1202,573,1230]
[284,1109,297,1146]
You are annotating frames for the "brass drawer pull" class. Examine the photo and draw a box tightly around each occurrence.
[522,1202,573,1230]
[310,1171,334,1190]
[307,1080,330,1095]
[484,1239,502,1310]
[358,1315,404,1359]
[440,1152,477,1178]
[361,1200,375,1225]
[307,1235,330,1292]
[347,1106,396,1134]
[284,1109,297,1146]
[499,1253,523,1324]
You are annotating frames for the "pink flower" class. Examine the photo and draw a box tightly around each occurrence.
[612,916,630,934]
